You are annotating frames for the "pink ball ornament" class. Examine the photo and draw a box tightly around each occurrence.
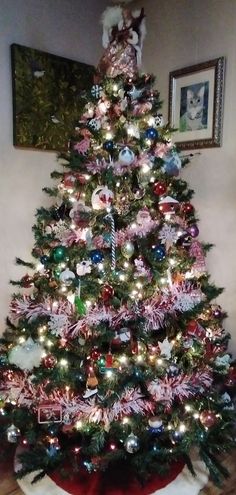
[199,410,218,428]
[42,354,57,369]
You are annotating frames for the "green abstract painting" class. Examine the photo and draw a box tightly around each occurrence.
[11,44,94,151]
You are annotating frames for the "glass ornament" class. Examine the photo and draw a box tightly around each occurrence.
[124,433,140,453]
[121,241,135,259]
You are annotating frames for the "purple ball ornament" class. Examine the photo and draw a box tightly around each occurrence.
[212,305,223,319]
[187,224,199,238]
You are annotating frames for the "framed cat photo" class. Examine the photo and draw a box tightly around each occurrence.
[168,57,225,150]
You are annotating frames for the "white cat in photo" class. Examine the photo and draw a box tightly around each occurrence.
[180,85,207,132]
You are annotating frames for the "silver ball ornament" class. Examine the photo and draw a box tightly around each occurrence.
[59,268,76,286]
[7,424,21,443]
[124,433,140,453]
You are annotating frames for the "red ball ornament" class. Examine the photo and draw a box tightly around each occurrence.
[42,354,57,369]
[101,284,114,302]
[182,202,194,214]
[199,410,217,428]
[153,181,167,196]
[21,274,34,288]
[90,348,101,362]
[225,366,236,387]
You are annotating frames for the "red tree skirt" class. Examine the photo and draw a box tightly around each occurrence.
[50,461,185,495]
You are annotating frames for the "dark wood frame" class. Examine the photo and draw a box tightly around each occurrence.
[168,57,225,150]
[11,44,94,151]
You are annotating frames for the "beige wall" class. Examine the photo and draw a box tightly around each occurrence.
[1,0,236,352]
[0,0,107,330]
[138,0,236,351]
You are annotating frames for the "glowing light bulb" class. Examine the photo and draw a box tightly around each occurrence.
[185,405,192,412]
[193,412,200,419]
[60,358,68,367]
[85,300,92,308]
[106,131,113,140]
[98,263,104,271]
[142,163,151,173]
[122,417,129,425]
[123,261,129,269]
[46,340,53,348]
[39,335,45,343]
[119,273,126,281]
[119,355,127,364]
[75,420,83,429]
[18,336,25,344]
[106,370,113,379]
[113,84,118,92]
[156,358,163,366]
[169,259,176,266]
[179,423,186,433]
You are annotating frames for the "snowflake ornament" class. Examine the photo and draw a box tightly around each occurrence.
[158,337,173,359]
[91,84,103,98]
[48,314,70,337]
[159,224,179,250]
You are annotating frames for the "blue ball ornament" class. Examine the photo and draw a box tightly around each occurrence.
[148,417,164,436]
[90,249,104,264]
[40,255,50,265]
[162,152,181,176]
[152,244,166,261]
[145,127,158,140]
[170,430,184,444]
[103,140,114,152]
[149,424,164,435]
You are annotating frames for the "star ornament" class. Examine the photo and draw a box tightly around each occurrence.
[158,337,173,359]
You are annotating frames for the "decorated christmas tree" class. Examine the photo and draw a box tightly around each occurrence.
[0,2,235,489]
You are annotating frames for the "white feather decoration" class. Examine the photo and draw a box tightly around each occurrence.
[101,6,123,48]
[8,337,44,371]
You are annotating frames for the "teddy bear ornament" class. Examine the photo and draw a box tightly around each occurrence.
[97,2,146,79]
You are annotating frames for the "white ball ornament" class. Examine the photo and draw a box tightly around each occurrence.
[91,186,114,210]
[8,337,45,371]
[118,146,135,166]
[59,268,76,286]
